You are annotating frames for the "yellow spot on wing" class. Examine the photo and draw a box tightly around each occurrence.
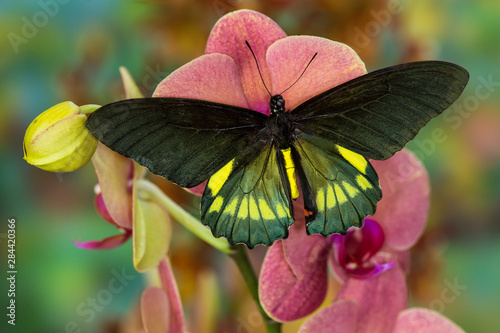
[237,197,248,219]
[316,188,325,211]
[326,186,336,209]
[249,197,260,220]
[281,148,299,199]
[334,183,348,204]
[224,197,238,215]
[275,203,289,219]
[259,198,275,220]
[356,174,373,190]
[342,181,360,198]
[207,158,235,196]
[337,145,367,175]
[209,196,224,213]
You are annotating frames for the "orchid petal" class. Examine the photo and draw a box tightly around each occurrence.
[330,234,349,282]
[298,299,359,333]
[337,263,407,333]
[158,259,184,333]
[120,66,144,99]
[92,143,133,229]
[73,230,131,250]
[267,35,366,110]
[370,149,430,250]
[282,209,332,280]
[351,218,385,264]
[259,216,330,322]
[154,53,249,109]
[94,192,117,226]
[185,181,206,196]
[141,287,170,333]
[133,184,171,272]
[393,308,466,333]
[206,10,287,114]
[330,219,387,280]
[345,260,396,280]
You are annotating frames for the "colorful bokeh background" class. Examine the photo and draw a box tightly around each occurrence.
[1,0,500,332]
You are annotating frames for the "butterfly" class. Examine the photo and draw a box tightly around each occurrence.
[86,47,468,248]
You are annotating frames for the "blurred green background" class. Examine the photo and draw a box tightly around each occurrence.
[1,0,500,332]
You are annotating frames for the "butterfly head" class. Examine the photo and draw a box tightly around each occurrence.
[270,94,286,115]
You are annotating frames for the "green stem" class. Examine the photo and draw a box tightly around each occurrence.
[230,245,281,333]
[135,179,232,254]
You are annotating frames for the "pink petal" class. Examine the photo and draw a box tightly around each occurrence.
[158,259,184,333]
[141,287,170,333]
[282,200,332,280]
[331,219,388,280]
[330,248,397,282]
[353,219,386,262]
[94,192,117,226]
[73,230,131,250]
[92,143,133,229]
[370,149,430,250]
[206,10,287,114]
[153,53,249,109]
[185,181,206,196]
[259,224,330,322]
[266,35,366,110]
[393,308,466,333]
[344,259,396,280]
[299,299,359,333]
[336,263,407,333]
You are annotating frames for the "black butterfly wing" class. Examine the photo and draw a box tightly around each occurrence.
[201,142,295,248]
[292,61,469,160]
[289,61,468,237]
[293,134,382,236]
[85,98,268,187]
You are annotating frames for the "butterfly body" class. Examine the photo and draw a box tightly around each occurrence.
[86,61,469,247]
[265,95,296,149]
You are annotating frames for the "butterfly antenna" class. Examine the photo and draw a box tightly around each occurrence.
[279,52,318,95]
[245,41,272,97]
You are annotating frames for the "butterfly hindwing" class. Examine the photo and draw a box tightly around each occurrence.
[201,142,295,248]
[85,98,267,187]
[292,61,469,160]
[293,134,382,236]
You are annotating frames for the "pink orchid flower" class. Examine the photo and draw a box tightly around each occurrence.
[73,67,141,250]
[330,148,431,283]
[74,68,171,272]
[299,150,462,333]
[259,149,429,322]
[260,147,464,332]
[73,148,135,250]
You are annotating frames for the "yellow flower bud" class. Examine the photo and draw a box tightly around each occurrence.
[23,101,98,172]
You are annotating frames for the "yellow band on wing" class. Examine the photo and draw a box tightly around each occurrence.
[281,148,299,199]
[207,158,235,196]
[336,145,368,175]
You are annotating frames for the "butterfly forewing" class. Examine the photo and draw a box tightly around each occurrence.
[292,61,469,160]
[85,98,268,187]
